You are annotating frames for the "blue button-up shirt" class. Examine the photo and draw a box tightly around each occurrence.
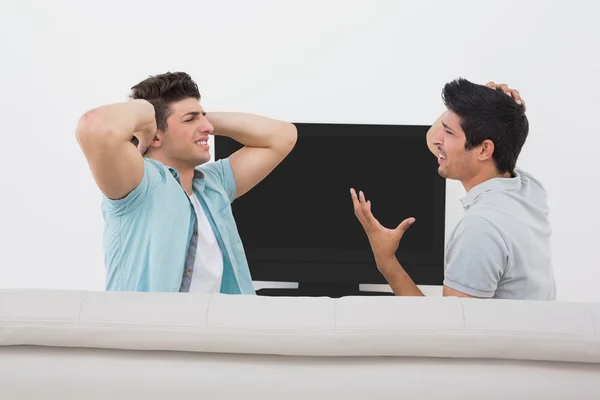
[100,157,255,295]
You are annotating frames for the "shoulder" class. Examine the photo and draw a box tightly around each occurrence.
[197,157,231,178]
[143,157,170,176]
[511,167,550,213]
[453,215,498,233]
[101,158,168,216]
[448,215,508,251]
[196,158,237,202]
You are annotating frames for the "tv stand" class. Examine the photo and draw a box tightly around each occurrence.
[256,282,394,298]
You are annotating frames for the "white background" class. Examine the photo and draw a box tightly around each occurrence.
[0,0,598,301]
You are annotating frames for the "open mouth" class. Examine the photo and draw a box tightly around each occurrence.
[195,137,209,147]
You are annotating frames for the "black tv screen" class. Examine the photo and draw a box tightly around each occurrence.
[214,122,445,290]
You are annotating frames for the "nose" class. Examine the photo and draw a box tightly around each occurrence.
[200,116,214,134]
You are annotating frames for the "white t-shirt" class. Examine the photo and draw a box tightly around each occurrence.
[188,194,223,293]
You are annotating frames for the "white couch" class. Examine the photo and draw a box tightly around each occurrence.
[1,288,599,399]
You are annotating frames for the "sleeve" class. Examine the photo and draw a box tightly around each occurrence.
[198,157,237,203]
[443,216,509,298]
[101,159,163,217]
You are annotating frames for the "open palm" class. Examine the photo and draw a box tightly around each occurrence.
[350,188,415,261]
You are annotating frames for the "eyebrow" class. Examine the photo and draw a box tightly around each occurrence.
[441,121,455,132]
[181,111,206,119]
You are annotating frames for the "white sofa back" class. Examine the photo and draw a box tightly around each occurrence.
[1,289,600,398]
[2,288,599,361]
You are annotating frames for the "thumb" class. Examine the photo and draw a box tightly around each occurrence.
[395,217,415,235]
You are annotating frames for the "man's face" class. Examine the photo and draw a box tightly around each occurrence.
[157,97,214,167]
[432,110,479,181]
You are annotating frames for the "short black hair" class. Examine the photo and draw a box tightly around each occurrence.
[442,78,528,174]
[130,71,201,131]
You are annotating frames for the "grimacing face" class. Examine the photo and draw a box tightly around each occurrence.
[432,110,481,181]
[151,97,214,167]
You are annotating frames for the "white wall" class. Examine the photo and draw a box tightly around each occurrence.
[0,0,598,301]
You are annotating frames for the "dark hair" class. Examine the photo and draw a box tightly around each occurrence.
[441,78,528,174]
[130,71,201,131]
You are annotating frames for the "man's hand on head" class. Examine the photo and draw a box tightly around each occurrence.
[485,81,526,111]
[127,99,157,154]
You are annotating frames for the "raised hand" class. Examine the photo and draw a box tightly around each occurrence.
[133,120,157,155]
[128,99,157,155]
[350,188,415,263]
[486,81,526,111]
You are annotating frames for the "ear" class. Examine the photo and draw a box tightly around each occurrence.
[477,139,495,161]
[149,131,164,148]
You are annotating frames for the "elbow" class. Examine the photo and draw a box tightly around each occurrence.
[76,108,100,133]
[279,122,298,153]
[76,109,102,144]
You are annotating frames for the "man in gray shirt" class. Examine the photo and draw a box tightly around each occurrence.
[350,79,555,300]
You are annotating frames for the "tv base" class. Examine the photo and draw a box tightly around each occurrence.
[256,283,394,298]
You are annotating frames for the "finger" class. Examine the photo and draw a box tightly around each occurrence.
[358,193,383,228]
[358,190,369,219]
[497,84,523,104]
[492,83,525,107]
[362,199,376,223]
[485,81,496,89]
[358,191,372,219]
[350,188,366,221]
[509,89,524,106]
[350,188,360,209]
[496,83,510,95]
[359,190,366,204]
[504,89,524,107]
[395,217,416,236]
[510,89,521,101]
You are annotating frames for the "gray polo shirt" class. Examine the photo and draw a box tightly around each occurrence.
[443,168,556,300]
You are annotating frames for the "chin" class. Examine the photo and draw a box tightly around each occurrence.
[193,155,211,166]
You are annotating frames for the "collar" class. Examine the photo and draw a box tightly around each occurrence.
[460,171,521,209]
[168,166,206,192]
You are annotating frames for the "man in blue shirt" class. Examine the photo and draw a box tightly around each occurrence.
[76,71,297,294]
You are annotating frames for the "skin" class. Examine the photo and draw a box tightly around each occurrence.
[350,82,524,298]
[76,97,297,201]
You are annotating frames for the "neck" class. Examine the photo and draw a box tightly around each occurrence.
[177,169,195,195]
[462,169,511,192]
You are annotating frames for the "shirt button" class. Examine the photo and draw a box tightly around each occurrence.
[193,231,198,237]
[185,269,191,275]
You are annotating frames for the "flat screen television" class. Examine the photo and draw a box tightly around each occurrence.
[214,122,446,297]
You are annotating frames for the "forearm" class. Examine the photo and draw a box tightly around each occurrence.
[75,100,156,200]
[77,100,155,145]
[206,112,297,149]
[375,256,425,296]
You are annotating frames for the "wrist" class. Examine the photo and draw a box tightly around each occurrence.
[374,253,398,273]
[205,112,231,133]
